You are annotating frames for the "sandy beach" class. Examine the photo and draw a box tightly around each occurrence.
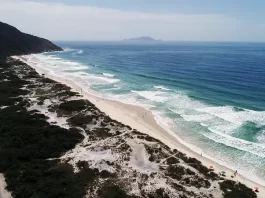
[14,55,265,197]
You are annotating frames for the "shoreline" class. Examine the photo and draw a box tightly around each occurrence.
[14,55,265,197]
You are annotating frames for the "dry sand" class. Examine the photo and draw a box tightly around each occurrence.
[0,174,12,198]
[13,56,265,197]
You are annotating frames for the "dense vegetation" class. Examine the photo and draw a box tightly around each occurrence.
[0,21,62,58]
[0,59,144,198]
[0,59,95,197]
[220,180,258,198]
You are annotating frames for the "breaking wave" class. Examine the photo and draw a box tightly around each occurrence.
[103,73,115,77]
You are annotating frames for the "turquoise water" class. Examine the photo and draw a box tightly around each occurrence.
[26,42,265,184]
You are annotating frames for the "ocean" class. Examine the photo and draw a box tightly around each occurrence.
[25,41,265,184]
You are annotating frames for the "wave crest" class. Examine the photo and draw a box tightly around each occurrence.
[103,73,114,77]
[154,85,170,91]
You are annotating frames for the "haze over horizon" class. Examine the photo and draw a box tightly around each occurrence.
[1,0,265,42]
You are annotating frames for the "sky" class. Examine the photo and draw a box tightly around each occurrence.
[0,0,265,41]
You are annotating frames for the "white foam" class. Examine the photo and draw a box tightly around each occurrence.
[205,127,265,158]
[166,92,207,115]
[82,74,120,84]
[256,130,265,144]
[77,50,83,54]
[181,114,214,122]
[106,93,139,105]
[103,73,115,77]
[196,106,265,126]
[163,93,265,138]
[24,54,121,86]
[62,61,80,66]
[154,85,170,91]
[103,86,121,91]
[153,114,203,153]
[62,65,88,71]
[168,100,265,158]
[154,111,265,185]
[132,90,168,103]
[48,56,62,60]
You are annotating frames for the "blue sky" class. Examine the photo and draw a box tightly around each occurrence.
[1,0,265,41]
[33,0,265,21]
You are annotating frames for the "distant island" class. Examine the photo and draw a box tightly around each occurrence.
[124,36,162,42]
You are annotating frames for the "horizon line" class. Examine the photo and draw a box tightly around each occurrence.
[53,40,265,43]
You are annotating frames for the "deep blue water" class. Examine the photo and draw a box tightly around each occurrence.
[26,41,265,184]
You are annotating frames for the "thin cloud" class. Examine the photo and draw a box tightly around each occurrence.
[0,0,264,41]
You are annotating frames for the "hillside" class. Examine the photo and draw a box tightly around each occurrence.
[0,21,62,58]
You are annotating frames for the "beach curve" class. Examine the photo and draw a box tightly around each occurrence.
[13,55,265,197]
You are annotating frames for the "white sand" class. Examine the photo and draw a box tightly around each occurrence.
[0,174,12,198]
[13,56,265,197]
